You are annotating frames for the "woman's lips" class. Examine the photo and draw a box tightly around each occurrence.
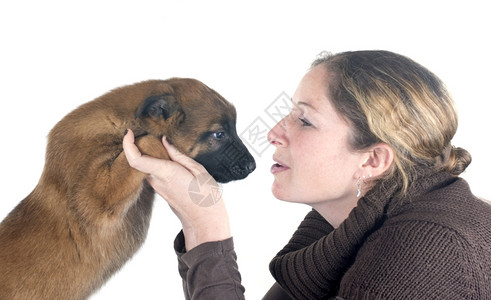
[271,158,290,174]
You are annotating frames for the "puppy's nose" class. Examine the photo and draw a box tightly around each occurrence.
[245,160,256,173]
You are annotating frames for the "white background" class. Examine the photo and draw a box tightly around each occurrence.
[0,1,489,299]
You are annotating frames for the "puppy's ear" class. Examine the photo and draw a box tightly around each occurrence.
[135,94,181,120]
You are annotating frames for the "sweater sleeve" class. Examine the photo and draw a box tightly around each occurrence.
[174,231,245,300]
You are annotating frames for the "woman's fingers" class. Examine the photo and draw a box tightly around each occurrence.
[123,129,206,178]
[122,129,141,167]
[161,135,207,176]
[122,129,176,179]
[123,129,217,199]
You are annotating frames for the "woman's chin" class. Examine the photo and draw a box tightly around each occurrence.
[271,181,281,197]
[271,181,291,201]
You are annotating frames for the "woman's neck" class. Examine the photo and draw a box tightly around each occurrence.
[310,196,359,228]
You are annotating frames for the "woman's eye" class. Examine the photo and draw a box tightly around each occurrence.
[213,132,225,139]
[299,118,312,127]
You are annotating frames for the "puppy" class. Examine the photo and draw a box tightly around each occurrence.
[0,78,255,299]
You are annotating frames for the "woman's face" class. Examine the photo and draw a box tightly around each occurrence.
[268,65,365,206]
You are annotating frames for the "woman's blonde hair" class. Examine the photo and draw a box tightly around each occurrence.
[312,50,471,194]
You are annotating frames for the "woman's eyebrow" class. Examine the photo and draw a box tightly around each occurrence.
[292,99,319,112]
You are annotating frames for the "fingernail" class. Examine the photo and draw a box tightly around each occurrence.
[124,129,129,136]
[163,136,178,151]
[163,136,173,146]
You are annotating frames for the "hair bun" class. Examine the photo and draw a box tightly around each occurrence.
[446,146,472,176]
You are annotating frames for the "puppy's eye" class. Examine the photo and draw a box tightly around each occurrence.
[213,132,225,140]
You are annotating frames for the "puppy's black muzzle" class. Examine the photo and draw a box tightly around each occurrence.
[195,138,256,183]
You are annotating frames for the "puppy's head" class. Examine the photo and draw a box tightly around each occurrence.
[134,78,255,183]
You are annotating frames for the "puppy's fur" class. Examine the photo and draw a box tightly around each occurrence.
[0,78,255,299]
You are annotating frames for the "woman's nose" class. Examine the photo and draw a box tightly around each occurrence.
[267,116,289,147]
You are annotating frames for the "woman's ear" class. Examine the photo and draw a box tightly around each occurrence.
[361,143,394,177]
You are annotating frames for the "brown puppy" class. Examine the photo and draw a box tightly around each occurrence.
[0,78,255,299]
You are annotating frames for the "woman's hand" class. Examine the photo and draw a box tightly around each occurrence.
[122,129,231,251]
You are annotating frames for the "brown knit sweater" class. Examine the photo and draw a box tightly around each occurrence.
[269,170,491,299]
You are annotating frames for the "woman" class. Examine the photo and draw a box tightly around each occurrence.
[123,50,491,299]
